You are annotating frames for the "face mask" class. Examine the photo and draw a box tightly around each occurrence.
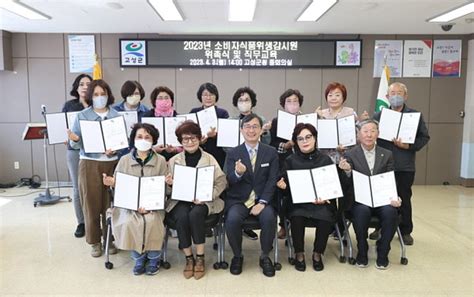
[126,95,141,106]
[285,102,300,114]
[134,139,152,152]
[156,99,173,111]
[238,101,252,113]
[388,95,405,108]
[92,96,108,109]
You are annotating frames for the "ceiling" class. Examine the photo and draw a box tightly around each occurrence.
[0,0,473,35]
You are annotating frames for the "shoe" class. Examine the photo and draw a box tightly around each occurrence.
[145,258,160,275]
[183,256,194,279]
[259,256,275,277]
[133,260,146,275]
[74,223,85,238]
[205,228,213,238]
[312,254,324,271]
[355,255,368,268]
[91,243,102,257]
[369,229,381,240]
[194,255,205,280]
[243,229,258,240]
[375,258,390,270]
[294,257,306,272]
[331,230,339,241]
[230,256,243,275]
[277,227,286,239]
[402,234,414,246]
[104,242,118,255]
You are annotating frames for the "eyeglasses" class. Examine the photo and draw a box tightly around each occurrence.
[202,94,216,98]
[242,124,260,130]
[296,134,314,142]
[238,98,251,103]
[181,136,199,143]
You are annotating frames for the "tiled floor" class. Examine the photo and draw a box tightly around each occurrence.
[0,185,473,296]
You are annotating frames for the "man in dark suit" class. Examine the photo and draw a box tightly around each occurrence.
[339,119,402,269]
[224,113,279,277]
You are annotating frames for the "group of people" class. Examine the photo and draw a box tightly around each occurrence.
[62,74,429,278]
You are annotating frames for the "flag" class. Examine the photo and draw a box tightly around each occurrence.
[92,54,102,80]
[375,65,390,112]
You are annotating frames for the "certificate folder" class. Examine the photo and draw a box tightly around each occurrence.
[141,117,184,147]
[114,172,165,211]
[286,164,343,204]
[352,170,398,208]
[45,111,80,145]
[79,116,129,153]
[216,118,244,148]
[276,110,318,141]
[378,108,421,144]
[317,115,356,149]
[171,164,215,203]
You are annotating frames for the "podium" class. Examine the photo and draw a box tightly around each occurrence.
[22,122,71,207]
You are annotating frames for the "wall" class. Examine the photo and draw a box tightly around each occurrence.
[0,33,470,185]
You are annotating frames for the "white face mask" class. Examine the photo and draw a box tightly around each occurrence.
[134,139,152,152]
[92,95,108,109]
[126,94,141,106]
[237,101,252,113]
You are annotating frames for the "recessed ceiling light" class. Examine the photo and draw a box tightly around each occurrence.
[0,0,51,20]
[229,0,257,22]
[427,1,474,23]
[147,0,184,21]
[297,0,338,22]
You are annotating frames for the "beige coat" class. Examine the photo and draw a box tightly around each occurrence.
[166,149,227,215]
[111,152,168,253]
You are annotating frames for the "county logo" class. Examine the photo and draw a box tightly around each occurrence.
[124,42,144,57]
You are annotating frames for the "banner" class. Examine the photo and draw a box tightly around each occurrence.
[403,40,432,77]
[432,40,462,77]
[68,35,95,73]
[373,40,403,78]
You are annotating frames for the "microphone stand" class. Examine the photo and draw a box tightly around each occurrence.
[33,106,71,207]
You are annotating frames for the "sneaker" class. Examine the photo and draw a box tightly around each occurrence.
[230,256,243,275]
[91,243,102,257]
[375,258,390,270]
[355,255,368,268]
[133,261,146,275]
[74,223,85,238]
[369,229,381,240]
[243,229,258,240]
[402,234,414,246]
[145,264,159,275]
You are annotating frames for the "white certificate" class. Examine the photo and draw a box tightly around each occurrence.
[352,170,373,208]
[66,111,80,129]
[101,117,129,151]
[171,164,197,202]
[114,172,140,211]
[139,175,165,210]
[164,117,184,147]
[398,112,421,144]
[296,113,318,130]
[311,164,343,200]
[337,115,356,147]
[118,111,138,137]
[276,110,295,141]
[378,108,402,142]
[196,106,218,134]
[287,170,317,204]
[80,120,105,153]
[179,113,198,124]
[195,166,215,202]
[217,118,241,148]
[141,117,165,146]
[370,171,398,208]
[317,119,338,149]
[45,113,68,145]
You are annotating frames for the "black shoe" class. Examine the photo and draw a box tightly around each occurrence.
[294,257,306,272]
[312,255,324,271]
[259,257,275,277]
[74,223,85,238]
[355,254,368,268]
[243,229,258,240]
[205,227,213,238]
[375,257,390,270]
[402,234,414,245]
[230,256,243,275]
[369,229,380,240]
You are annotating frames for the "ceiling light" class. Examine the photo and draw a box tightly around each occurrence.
[428,1,474,23]
[147,0,183,21]
[229,0,257,22]
[297,0,338,22]
[0,0,51,20]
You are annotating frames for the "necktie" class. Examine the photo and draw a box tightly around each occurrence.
[244,148,257,208]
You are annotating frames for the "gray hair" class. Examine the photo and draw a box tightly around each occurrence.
[357,119,379,131]
[388,82,408,95]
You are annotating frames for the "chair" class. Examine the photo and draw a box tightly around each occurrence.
[344,213,408,265]
[161,212,228,270]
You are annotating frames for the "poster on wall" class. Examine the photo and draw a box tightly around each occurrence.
[432,40,462,77]
[336,41,361,66]
[402,40,432,77]
[120,40,147,66]
[68,35,95,73]
[373,40,403,78]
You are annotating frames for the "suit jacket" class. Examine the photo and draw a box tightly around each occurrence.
[345,144,393,176]
[224,142,279,211]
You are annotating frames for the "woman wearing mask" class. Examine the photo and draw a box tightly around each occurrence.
[62,73,92,238]
[165,121,227,280]
[68,79,121,258]
[142,86,181,161]
[269,89,304,239]
[190,82,229,169]
[113,80,149,121]
[103,123,167,276]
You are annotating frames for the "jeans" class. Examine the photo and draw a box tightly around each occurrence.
[66,149,84,224]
